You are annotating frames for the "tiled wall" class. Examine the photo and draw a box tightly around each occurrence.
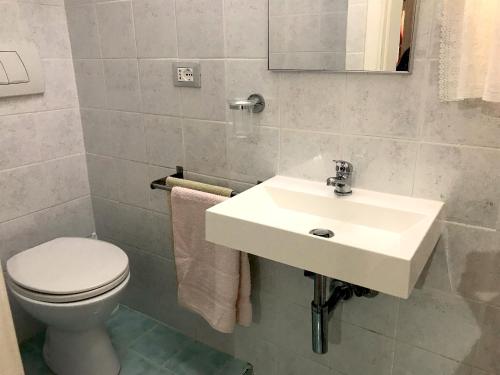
[65,0,500,374]
[0,0,94,341]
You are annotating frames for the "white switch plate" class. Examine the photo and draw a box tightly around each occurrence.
[173,62,201,88]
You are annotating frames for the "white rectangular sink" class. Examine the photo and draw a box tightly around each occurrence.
[206,176,444,298]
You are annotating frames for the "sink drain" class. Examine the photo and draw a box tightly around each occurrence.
[309,228,334,238]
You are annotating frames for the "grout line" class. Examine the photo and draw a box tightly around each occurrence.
[0,194,91,226]
[0,105,80,118]
[389,300,401,375]
[0,152,86,174]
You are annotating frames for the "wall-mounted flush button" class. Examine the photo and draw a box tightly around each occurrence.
[0,62,8,85]
[0,51,29,83]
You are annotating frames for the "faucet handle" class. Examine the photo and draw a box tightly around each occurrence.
[333,160,353,174]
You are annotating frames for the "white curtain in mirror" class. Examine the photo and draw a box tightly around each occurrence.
[440,0,500,102]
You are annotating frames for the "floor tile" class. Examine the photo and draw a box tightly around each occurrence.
[19,342,54,375]
[216,358,252,375]
[106,305,157,352]
[20,305,251,375]
[164,341,233,375]
[130,324,193,366]
[120,350,175,375]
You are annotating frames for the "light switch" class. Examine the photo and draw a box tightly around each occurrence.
[0,62,8,85]
[0,51,29,83]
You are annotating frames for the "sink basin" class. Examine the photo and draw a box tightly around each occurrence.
[206,176,444,298]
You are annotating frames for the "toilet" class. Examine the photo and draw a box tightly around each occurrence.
[6,237,130,375]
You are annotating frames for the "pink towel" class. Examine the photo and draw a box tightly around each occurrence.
[170,186,252,333]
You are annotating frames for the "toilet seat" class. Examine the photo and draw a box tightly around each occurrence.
[7,237,129,303]
[7,266,130,303]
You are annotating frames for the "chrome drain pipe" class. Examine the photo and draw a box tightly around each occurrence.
[311,275,378,354]
[312,274,329,353]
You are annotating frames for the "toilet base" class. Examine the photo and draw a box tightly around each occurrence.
[43,325,120,375]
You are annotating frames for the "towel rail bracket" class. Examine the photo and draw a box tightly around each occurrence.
[150,166,184,191]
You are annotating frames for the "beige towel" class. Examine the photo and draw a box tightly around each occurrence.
[0,272,24,375]
[167,177,234,197]
[171,187,252,333]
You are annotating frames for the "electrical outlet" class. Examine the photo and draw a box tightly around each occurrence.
[177,67,194,82]
[173,62,201,88]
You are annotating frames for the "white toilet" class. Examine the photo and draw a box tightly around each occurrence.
[6,237,130,375]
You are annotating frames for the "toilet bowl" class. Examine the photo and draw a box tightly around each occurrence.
[6,237,130,375]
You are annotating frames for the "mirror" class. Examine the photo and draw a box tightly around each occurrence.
[268,0,417,73]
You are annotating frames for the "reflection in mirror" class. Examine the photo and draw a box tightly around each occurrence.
[268,0,417,73]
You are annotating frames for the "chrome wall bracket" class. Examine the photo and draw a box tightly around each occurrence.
[228,93,265,113]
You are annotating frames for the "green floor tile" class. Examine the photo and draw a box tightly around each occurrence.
[20,305,251,375]
[19,342,54,375]
[164,341,233,375]
[106,305,157,352]
[216,358,252,375]
[130,324,193,366]
[120,350,175,375]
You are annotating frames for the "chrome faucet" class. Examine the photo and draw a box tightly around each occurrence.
[326,160,353,196]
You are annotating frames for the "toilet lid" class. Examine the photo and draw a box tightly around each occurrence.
[6,237,129,295]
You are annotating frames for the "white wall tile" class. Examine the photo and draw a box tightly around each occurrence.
[18,2,72,58]
[107,111,147,162]
[116,159,150,209]
[144,114,183,168]
[279,130,342,181]
[96,1,137,58]
[66,4,101,59]
[226,125,279,183]
[341,136,418,195]
[183,119,227,178]
[74,59,107,108]
[175,0,224,58]
[279,73,346,132]
[86,153,120,200]
[179,60,226,121]
[413,144,500,228]
[224,0,268,58]
[132,0,177,58]
[337,293,399,338]
[397,288,484,362]
[139,59,181,116]
[0,114,40,170]
[36,109,85,160]
[103,59,141,112]
[328,321,395,375]
[473,305,500,373]
[344,62,426,138]
[447,223,500,307]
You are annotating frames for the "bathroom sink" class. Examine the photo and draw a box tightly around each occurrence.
[206,176,444,298]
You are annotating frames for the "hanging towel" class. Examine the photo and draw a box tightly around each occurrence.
[167,177,234,197]
[440,0,500,102]
[0,271,24,375]
[170,187,252,333]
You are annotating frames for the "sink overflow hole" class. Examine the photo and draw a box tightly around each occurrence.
[309,228,334,238]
